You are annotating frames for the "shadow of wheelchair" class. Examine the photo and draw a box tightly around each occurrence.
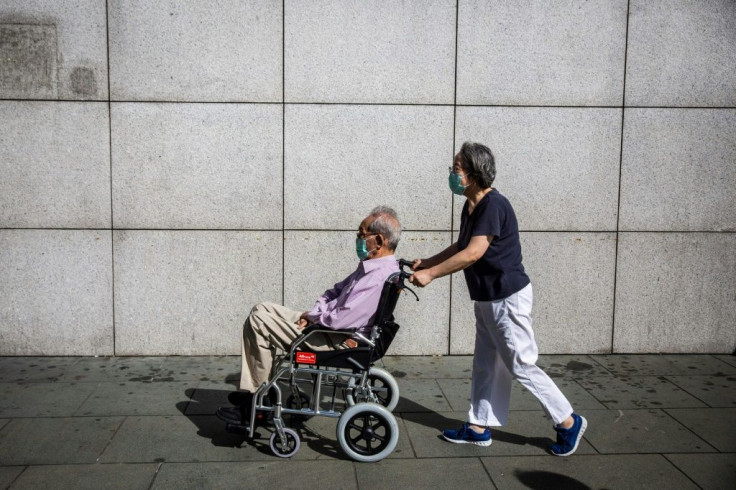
[177,385,352,459]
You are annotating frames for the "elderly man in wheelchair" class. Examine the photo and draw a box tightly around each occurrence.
[217,206,417,461]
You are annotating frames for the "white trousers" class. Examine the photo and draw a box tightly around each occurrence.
[468,284,573,427]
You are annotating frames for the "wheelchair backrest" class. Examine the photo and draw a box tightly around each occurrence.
[369,274,404,360]
[372,274,403,326]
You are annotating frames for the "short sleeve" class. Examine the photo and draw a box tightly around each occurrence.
[471,197,502,238]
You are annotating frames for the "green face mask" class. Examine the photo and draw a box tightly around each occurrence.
[355,238,370,261]
[448,172,468,195]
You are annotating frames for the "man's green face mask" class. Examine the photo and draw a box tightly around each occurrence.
[355,237,370,260]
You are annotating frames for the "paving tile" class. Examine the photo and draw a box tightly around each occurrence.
[75,381,195,416]
[665,408,736,452]
[0,382,97,417]
[100,415,269,463]
[356,458,492,489]
[183,382,236,416]
[714,355,736,369]
[583,409,716,454]
[0,419,8,431]
[664,454,736,490]
[57,357,168,383]
[395,379,451,412]
[0,467,24,489]
[0,417,124,465]
[155,356,241,383]
[482,454,698,490]
[537,355,614,378]
[10,464,158,490]
[665,375,736,408]
[400,411,595,458]
[592,355,736,377]
[576,376,708,409]
[382,356,473,379]
[152,461,356,489]
[0,357,80,383]
[437,378,607,413]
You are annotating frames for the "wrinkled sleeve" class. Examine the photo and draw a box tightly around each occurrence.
[305,273,352,320]
[313,272,385,330]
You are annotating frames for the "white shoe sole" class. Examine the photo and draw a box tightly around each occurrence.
[553,416,588,457]
[442,434,492,447]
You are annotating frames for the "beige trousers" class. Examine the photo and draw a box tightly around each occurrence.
[239,302,347,392]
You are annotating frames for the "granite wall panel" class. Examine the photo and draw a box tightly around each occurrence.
[0,101,110,228]
[113,231,282,355]
[111,103,282,229]
[0,230,113,355]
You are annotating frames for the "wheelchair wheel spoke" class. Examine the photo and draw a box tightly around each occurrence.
[348,422,362,432]
[351,434,363,445]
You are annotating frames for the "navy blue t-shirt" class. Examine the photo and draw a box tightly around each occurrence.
[458,189,530,301]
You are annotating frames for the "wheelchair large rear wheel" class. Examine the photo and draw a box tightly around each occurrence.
[337,403,398,463]
[346,367,399,411]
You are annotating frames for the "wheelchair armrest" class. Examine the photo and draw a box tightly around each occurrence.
[289,324,359,357]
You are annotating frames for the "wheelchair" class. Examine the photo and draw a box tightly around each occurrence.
[231,259,419,462]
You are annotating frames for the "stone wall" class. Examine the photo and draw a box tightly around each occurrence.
[1,0,734,355]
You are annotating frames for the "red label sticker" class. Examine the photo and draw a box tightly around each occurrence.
[296,352,317,364]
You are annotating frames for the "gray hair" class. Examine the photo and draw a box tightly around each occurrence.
[366,206,401,251]
[459,141,496,188]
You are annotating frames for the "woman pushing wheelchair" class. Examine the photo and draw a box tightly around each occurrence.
[409,142,587,456]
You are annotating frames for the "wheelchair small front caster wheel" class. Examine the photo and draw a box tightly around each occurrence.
[346,367,400,411]
[269,428,300,458]
[337,403,398,462]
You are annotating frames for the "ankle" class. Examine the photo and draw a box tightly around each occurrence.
[468,424,487,433]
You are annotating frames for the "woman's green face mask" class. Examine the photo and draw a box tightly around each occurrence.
[448,171,468,195]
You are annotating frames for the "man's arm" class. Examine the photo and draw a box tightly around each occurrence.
[304,273,353,321]
[310,271,388,330]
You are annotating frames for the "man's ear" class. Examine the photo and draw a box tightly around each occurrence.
[376,234,384,247]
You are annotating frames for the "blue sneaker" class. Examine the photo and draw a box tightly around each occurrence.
[550,413,587,456]
[442,423,492,446]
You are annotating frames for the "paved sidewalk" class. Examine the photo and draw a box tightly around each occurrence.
[0,354,735,489]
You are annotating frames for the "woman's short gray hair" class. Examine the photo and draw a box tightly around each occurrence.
[459,141,496,188]
[367,206,401,251]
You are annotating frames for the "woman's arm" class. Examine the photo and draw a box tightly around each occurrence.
[414,243,459,270]
[410,235,492,287]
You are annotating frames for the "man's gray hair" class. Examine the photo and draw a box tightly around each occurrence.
[367,206,401,250]
[459,141,496,188]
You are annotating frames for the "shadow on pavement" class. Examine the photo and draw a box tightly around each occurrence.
[398,397,553,452]
[514,470,593,490]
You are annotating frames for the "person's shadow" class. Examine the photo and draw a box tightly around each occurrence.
[395,397,553,451]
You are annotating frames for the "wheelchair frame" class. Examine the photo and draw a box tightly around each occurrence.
[236,260,418,462]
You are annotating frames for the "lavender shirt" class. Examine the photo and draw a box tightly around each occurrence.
[305,255,399,334]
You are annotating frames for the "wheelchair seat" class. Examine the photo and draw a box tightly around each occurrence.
[293,270,408,370]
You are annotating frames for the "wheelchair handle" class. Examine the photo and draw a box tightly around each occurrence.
[396,259,420,301]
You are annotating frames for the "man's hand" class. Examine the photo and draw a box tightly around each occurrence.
[411,258,423,271]
[409,269,433,288]
[296,311,310,329]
